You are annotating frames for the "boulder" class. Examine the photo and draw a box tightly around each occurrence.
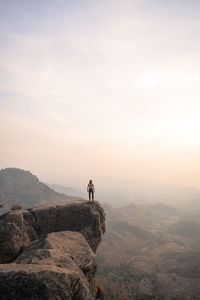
[23,200,106,252]
[0,263,93,300]
[0,201,105,264]
[0,200,106,299]
[16,231,97,289]
[0,210,38,263]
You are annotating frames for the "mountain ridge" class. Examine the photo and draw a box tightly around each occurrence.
[0,168,81,213]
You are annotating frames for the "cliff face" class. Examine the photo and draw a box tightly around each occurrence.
[0,200,106,300]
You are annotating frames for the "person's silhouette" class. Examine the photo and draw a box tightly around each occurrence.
[87,180,95,201]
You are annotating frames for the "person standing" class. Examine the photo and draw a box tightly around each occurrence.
[87,180,95,201]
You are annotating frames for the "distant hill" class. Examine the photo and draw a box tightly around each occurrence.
[118,202,180,228]
[47,183,85,199]
[168,220,200,238]
[0,168,80,213]
[97,202,200,300]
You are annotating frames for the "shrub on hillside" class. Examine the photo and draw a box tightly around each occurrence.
[96,284,104,300]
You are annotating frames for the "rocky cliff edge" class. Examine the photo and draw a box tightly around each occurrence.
[0,200,106,300]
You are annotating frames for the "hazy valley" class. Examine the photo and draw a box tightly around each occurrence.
[96,201,200,299]
[1,168,200,299]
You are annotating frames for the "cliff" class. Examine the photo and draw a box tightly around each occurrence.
[0,200,106,300]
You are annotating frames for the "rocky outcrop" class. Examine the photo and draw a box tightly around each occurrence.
[0,200,106,299]
[23,200,106,252]
[0,210,38,263]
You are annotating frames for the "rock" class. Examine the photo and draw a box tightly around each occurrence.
[0,200,106,299]
[0,263,94,300]
[23,200,106,252]
[0,211,38,263]
[16,231,97,290]
[0,201,105,264]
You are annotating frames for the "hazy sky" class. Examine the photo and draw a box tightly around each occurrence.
[0,0,200,188]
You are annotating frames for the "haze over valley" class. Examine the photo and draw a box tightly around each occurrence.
[1,168,200,299]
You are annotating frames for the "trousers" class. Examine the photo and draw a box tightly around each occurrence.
[89,189,94,201]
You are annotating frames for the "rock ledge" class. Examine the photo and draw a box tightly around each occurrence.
[0,200,106,299]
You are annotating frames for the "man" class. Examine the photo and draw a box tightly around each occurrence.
[87,180,95,201]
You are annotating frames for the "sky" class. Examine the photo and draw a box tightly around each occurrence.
[0,0,200,189]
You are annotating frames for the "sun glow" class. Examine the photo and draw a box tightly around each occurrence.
[143,72,159,87]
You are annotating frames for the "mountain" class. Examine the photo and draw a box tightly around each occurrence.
[47,183,86,199]
[0,168,80,213]
[96,202,200,300]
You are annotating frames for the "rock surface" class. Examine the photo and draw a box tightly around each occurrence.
[0,210,38,263]
[0,263,93,300]
[0,200,106,299]
[23,200,106,252]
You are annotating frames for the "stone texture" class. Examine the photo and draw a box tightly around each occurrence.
[0,200,106,299]
[16,231,97,289]
[23,200,106,252]
[0,263,93,300]
[0,210,38,263]
[0,201,105,264]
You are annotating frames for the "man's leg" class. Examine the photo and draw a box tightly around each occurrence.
[89,190,91,201]
[92,190,94,201]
